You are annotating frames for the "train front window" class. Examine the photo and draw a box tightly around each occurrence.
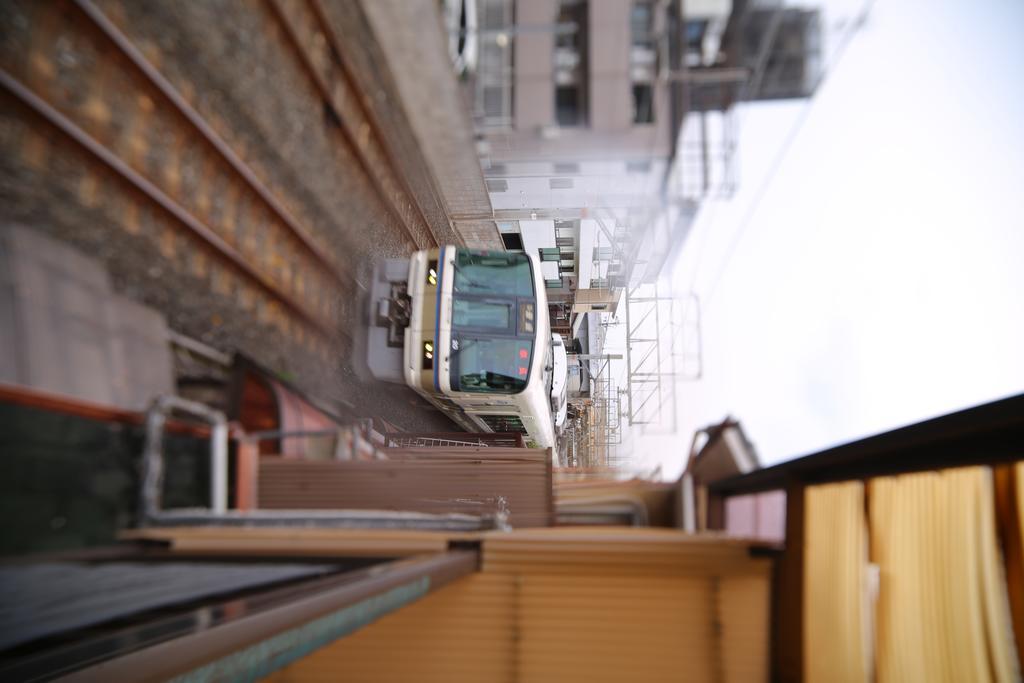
[453,299,512,329]
[453,250,533,297]
[451,337,533,393]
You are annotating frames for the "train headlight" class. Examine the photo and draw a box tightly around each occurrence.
[422,341,434,369]
[426,260,438,286]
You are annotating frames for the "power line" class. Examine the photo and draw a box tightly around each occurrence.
[696,0,879,306]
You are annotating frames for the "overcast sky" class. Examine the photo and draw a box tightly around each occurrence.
[616,0,1024,477]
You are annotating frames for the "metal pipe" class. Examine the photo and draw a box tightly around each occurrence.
[167,331,232,367]
[211,420,228,515]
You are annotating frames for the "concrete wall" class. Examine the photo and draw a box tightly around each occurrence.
[0,227,173,411]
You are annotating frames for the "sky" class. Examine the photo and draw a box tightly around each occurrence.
[613,0,1024,477]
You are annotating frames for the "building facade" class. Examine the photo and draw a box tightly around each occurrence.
[468,0,689,338]
[451,0,821,464]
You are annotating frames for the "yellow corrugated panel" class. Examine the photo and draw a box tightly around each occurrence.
[266,573,517,683]
[804,481,870,683]
[267,528,771,683]
[719,573,771,683]
[516,574,715,683]
[870,466,1019,683]
[482,527,764,577]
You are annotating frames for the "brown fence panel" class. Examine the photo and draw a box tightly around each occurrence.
[258,448,552,528]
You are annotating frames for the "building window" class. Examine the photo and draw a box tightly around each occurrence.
[554,0,588,126]
[545,278,563,289]
[497,221,522,250]
[556,87,584,127]
[475,0,515,128]
[556,236,575,248]
[685,20,707,67]
[632,84,654,123]
[630,1,656,124]
[539,247,561,262]
[554,219,577,238]
[631,2,655,51]
[501,233,524,250]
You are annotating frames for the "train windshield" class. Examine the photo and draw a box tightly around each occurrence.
[451,337,533,393]
[449,249,537,394]
[452,251,533,297]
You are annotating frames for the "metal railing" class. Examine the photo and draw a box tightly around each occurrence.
[387,437,491,449]
[139,394,228,521]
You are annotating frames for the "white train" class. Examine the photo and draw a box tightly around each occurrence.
[366,247,560,449]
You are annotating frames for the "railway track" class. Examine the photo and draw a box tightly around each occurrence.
[0,0,440,364]
[266,0,442,256]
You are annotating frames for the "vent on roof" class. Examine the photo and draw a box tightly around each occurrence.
[549,178,573,190]
[486,178,509,192]
[554,162,580,175]
[487,163,508,176]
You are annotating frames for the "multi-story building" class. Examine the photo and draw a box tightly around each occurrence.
[452,0,821,462]
[460,0,820,338]
[469,0,683,338]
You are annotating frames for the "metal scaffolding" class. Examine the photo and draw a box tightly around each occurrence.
[579,353,623,467]
[623,283,676,429]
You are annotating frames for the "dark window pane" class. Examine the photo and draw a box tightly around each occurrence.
[556,0,584,50]
[631,2,654,48]
[501,232,524,250]
[632,83,654,123]
[686,20,707,49]
[556,86,582,126]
